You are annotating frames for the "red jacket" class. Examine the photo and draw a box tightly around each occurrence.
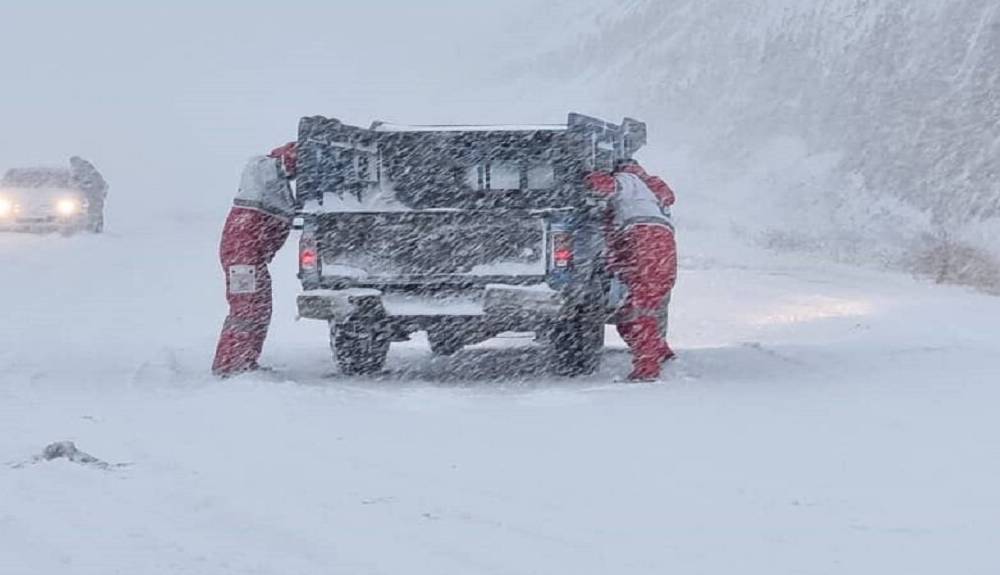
[584,164,677,276]
[221,153,296,267]
[584,163,675,207]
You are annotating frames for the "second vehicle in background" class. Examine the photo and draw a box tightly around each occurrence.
[0,157,108,235]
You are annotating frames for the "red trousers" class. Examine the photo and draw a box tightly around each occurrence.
[212,208,290,376]
[212,265,273,375]
[611,224,677,380]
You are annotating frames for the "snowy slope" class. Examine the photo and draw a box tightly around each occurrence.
[530,0,1000,288]
[2,223,999,574]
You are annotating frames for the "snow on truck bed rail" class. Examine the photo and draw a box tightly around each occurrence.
[372,123,568,133]
[301,196,578,216]
[300,193,410,215]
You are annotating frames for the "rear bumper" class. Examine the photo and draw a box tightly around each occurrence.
[297,288,386,323]
[297,284,565,332]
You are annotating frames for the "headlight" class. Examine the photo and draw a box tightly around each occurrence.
[0,197,12,217]
[56,198,81,216]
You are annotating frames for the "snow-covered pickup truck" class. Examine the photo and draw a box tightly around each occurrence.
[294,113,646,376]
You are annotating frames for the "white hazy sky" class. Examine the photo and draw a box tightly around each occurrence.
[1,1,600,222]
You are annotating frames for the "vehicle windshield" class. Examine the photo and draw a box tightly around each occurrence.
[1,168,74,190]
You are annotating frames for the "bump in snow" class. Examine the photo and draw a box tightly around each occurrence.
[9,441,127,471]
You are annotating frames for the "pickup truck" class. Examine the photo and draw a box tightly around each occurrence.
[294,113,647,376]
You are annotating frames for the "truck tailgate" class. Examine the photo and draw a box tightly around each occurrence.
[312,210,551,283]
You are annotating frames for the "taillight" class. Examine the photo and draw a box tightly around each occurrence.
[300,248,318,269]
[551,231,573,269]
[299,233,318,271]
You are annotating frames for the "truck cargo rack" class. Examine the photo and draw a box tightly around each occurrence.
[295,113,646,209]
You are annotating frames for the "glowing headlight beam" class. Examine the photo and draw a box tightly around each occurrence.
[56,198,81,216]
[0,198,12,217]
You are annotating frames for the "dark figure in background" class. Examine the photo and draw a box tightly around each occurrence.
[69,156,108,233]
[212,143,298,377]
[585,160,678,381]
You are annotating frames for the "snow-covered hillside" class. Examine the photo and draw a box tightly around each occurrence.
[534,0,1000,288]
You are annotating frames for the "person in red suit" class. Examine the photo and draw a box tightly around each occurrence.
[212,143,298,377]
[585,160,678,381]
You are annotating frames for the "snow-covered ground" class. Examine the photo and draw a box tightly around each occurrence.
[2,221,998,574]
[2,2,998,573]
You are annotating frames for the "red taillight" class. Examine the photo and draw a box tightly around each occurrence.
[552,232,573,269]
[553,249,573,265]
[300,248,318,269]
[300,233,318,271]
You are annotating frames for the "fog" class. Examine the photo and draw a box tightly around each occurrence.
[6,1,996,281]
[0,1,582,225]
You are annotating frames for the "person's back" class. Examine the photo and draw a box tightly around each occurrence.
[585,161,677,381]
[212,145,297,377]
[69,157,108,232]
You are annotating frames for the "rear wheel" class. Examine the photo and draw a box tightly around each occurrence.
[331,321,389,376]
[551,291,605,376]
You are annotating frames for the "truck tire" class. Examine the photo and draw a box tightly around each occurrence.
[551,295,604,376]
[331,321,389,376]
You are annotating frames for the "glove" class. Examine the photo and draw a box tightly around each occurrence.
[268,142,298,179]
